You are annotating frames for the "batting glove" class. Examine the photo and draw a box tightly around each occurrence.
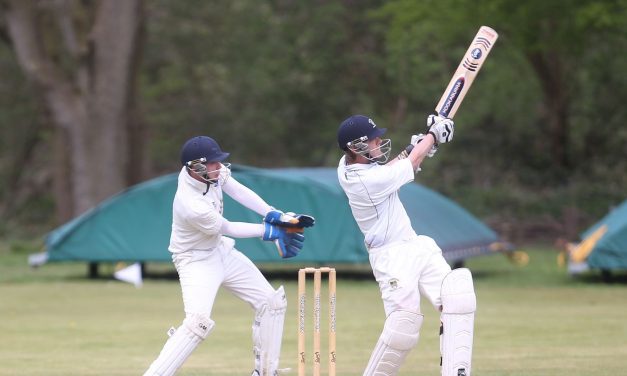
[427,114,454,144]
[398,133,438,160]
[411,133,438,157]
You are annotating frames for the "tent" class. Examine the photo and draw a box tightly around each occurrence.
[39,165,510,266]
[569,200,627,271]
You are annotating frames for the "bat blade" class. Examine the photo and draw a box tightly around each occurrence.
[435,26,498,119]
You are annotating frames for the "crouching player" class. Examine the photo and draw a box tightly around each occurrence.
[144,136,315,376]
[336,115,476,376]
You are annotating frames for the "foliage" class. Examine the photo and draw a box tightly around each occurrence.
[0,0,626,241]
[375,0,627,237]
[142,0,390,169]
[0,42,48,226]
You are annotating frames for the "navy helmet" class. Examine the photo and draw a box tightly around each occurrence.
[337,115,387,151]
[180,136,230,166]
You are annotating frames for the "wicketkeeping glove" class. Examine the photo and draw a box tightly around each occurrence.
[264,210,315,229]
[262,222,305,258]
[427,114,454,144]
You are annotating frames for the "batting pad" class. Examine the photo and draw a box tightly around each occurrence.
[144,313,214,376]
[440,268,476,376]
[253,286,287,376]
[363,310,423,376]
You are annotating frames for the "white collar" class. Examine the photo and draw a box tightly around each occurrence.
[180,167,210,193]
[341,156,375,172]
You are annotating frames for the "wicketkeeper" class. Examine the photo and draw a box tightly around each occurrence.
[336,115,476,376]
[144,136,315,376]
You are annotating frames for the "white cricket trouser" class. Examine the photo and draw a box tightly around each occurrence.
[172,238,275,316]
[368,235,451,316]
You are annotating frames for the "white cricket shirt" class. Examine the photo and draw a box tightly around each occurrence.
[169,167,225,253]
[337,156,418,249]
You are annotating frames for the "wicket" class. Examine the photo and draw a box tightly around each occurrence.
[298,267,336,376]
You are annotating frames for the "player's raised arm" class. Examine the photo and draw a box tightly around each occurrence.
[393,115,455,171]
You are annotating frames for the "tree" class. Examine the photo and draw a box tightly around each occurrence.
[1,0,144,220]
[482,0,627,170]
[141,0,390,170]
[377,0,626,171]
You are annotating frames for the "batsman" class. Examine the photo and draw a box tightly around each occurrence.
[336,115,476,376]
[143,136,315,376]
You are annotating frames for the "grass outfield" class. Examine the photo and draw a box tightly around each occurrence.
[1,245,626,375]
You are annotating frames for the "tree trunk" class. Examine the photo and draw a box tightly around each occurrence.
[4,0,144,217]
[52,125,74,222]
[90,0,144,202]
[527,50,570,169]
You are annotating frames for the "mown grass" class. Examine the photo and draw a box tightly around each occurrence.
[0,244,626,375]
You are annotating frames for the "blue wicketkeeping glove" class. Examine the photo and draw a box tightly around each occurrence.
[262,222,305,258]
[264,210,315,228]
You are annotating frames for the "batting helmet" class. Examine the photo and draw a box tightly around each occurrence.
[337,115,387,151]
[180,136,230,166]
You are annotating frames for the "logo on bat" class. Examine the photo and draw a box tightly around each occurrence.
[439,78,465,117]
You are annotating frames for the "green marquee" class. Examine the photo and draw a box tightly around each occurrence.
[44,165,509,265]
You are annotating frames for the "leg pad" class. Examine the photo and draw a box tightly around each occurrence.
[363,310,423,376]
[440,268,476,376]
[144,313,214,376]
[253,286,287,376]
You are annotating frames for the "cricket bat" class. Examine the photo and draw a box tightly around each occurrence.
[435,26,498,119]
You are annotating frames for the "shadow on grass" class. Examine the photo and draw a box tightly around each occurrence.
[13,254,627,287]
[61,267,627,288]
[467,269,519,280]
[572,270,627,284]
